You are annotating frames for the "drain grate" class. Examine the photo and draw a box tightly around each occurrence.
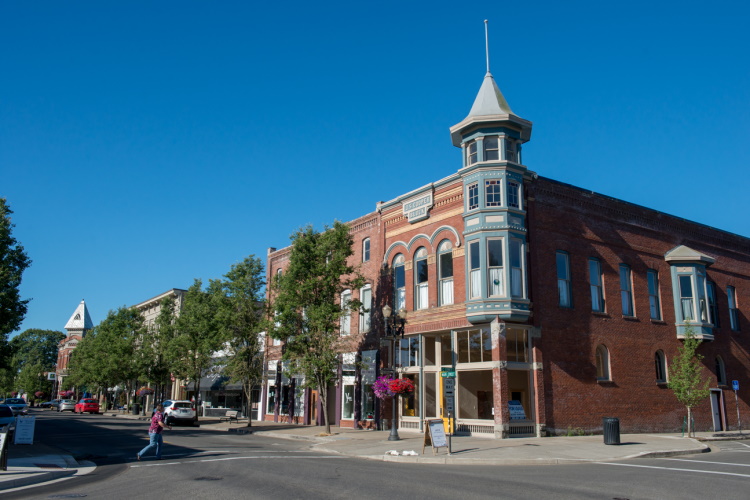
[195,476,223,481]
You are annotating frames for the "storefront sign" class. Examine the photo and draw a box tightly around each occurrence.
[508,400,526,420]
[423,419,448,455]
[402,192,433,223]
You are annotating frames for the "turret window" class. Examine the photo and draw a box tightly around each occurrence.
[469,241,481,299]
[468,183,479,211]
[483,136,499,161]
[507,181,520,209]
[505,139,518,163]
[679,275,694,321]
[510,238,524,298]
[485,180,501,207]
[467,141,478,165]
[487,239,505,297]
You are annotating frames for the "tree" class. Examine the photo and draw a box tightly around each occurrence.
[269,222,364,434]
[68,307,144,404]
[668,325,712,437]
[9,329,65,400]
[136,296,178,401]
[216,256,266,427]
[166,279,224,421]
[0,198,32,368]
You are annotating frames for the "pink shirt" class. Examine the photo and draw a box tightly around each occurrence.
[149,411,165,434]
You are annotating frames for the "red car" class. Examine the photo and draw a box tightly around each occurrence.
[74,398,100,414]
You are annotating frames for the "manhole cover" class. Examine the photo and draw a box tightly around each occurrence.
[195,476,223,481]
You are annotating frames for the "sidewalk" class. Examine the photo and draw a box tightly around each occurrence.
[2,411,744,492]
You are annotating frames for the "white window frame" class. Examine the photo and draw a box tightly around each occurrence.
[359,285,372,333]
[467,182,479,211]
[589,258,605,313]
[468,241,481,299]
[362,238,370,263]
[414,247,429,310]
[647,269,661,320]
[340,290,352,335]
[393,254,406,311]
[728,286,740,331]
[619,264,634,317]
[438,240,454,306]
[596,345,611,381]
[557,251,572,308]
[510,238,524,298]
[487,238,505,297]
[483,136,499,161]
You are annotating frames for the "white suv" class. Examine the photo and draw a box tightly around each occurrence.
[162,400,196,425]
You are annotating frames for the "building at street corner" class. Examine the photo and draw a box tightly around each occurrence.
[264,66,750,438]
[56,299,94,397]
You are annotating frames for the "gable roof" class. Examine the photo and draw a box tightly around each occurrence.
[64,299,94,331]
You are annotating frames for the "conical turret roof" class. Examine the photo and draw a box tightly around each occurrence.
[65,299,94,332]
[467,72,513,117]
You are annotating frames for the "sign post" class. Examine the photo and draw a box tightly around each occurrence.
[733,380,741,434]
[441,373,455,455]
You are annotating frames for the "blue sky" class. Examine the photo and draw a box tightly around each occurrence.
[3,1,749,334]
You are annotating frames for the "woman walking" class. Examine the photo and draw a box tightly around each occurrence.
[137,403,172,460]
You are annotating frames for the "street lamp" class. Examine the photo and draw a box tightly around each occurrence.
[382,304,407,441]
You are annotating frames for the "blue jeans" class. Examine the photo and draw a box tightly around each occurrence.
[138,432,163,459]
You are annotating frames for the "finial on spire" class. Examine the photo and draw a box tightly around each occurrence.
[484,19,490,74]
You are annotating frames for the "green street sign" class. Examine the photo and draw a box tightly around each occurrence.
[441,371,456,378]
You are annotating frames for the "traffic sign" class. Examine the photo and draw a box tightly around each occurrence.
[733,380,739,391]
[441,370,456,378]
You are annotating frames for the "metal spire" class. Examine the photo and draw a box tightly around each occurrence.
[484,19,490,74]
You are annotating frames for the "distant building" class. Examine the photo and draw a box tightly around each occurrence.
[264,65,750,438]
[56,299,94,396]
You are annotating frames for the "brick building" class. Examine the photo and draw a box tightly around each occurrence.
[56,299,94,396]
[264,68,750,438]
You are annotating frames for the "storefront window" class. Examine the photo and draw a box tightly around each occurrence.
[506,329,528,362]
[456,329,492,363]
[424,372,437,418]
[360,350,377,419]
[457,370,493,420]
[440,333,453,367]
[396,336,419,367]
[400,373,419,417]
[341,353,356,420]
[423,336,436,366]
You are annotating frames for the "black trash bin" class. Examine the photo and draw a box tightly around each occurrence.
[603,417,620,445]
[132,403,140,415]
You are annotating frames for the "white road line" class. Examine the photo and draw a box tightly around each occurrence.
[659,458,750,467]
[596,462,750,478]
[131,455,346,468]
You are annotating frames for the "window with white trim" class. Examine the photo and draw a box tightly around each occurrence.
[485,179,501,207]
[359,285,372,333]
[456,329,492,363]
[589,258,605,312]
[507,181,520,209]
[557,251,572,307]
[728,286,740,331]
[707,281,719,327]
[438,240,454,306]
[679,275,694,321]
[647,269,661,320]
[510,238,524,298]
[469,241,481,299]
[487,238,504,297]
[466,141,478,165]
[340,290,352,335]
[505,138,518,163]
[484,136,499,161]
[468,183,479,211]
[362,238,370,263]
[414,247,429,310]
[393,254,406,311]
[619,264,634,316]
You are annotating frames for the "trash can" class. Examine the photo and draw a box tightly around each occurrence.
[132,403,140,415]
[603,417,620,445]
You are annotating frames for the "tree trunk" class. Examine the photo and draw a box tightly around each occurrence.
[687,406,693,437]
[320,385,330,435]
[243,382,253,428]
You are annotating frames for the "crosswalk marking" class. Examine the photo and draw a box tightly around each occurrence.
[596,462,750,478]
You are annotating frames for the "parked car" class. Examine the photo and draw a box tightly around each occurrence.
[2,398,28,416]
[74,399,100,414]
[40,399,61,409]
[0,404,16,434]
[57,399,76,412]
[161,400,196,425]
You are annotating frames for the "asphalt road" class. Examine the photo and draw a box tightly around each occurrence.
[7,411,750,499]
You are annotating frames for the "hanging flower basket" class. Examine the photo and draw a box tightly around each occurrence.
[35,391,45,398]
[373,376,414,399]
[60,390,74,398]
[11,391,18,397]
[137,387,154,397]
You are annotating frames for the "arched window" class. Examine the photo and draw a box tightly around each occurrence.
[414,247,429,310]
[393,254,405,311]
[362,238,371,263]
[655,350,667,383]
[716,356,727,385]
[596,345,610,381]
[438,240,454,306]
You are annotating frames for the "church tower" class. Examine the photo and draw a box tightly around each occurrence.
[56,299,94,395]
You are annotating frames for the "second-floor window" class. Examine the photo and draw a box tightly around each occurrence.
[557,251,571,307]
[679,275,694,321]
[340,290,352,335]
[510,239,524,298]
[507,181,520,209]
[728,286,740,331]
[468,183,479,210]
[647,269,661,320]
[362,238,370,262]
[438,240,454,306]
[488,239,504,297]
[414,247,429,310]
[359,285,372,333]
[393,254,406,311]
[486,180,501,207]
[619,264,634,316]
[589,258,605,312]
[469,241,481,299]
[707,281,719,327]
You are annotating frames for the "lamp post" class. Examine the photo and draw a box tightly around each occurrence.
[382,304,407,441]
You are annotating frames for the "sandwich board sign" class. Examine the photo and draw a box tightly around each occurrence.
[14,415,36,445]
[423,419,448,455]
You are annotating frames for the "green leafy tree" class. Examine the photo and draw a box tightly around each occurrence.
[216,256,266,427]
[167,279,224,421]
[269,222,364,434]
[68,307,144,405]
[0,198,32,368]
[668,325,712,437]
[9,329,65,401]
[135,296,178,401]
